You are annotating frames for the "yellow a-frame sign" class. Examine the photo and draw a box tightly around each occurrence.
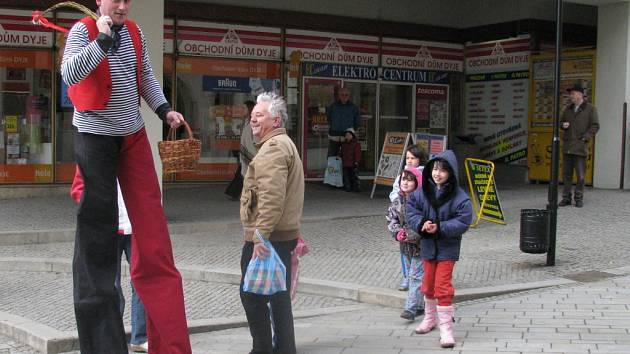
[464,158,506,227]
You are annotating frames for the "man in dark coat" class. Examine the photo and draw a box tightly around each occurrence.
[559,84,599,208]
[326,87,361,157]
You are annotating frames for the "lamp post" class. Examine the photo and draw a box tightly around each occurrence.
[547,0,563,266]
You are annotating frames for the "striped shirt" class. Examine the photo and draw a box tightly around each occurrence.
[61,21,167,136]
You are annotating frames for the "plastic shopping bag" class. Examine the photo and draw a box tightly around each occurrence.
[243,236,287,295]
[323,156,343,187]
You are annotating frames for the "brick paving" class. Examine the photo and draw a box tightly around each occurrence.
[1,178,630,353]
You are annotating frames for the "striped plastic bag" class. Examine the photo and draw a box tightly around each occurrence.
[243,237,287,295]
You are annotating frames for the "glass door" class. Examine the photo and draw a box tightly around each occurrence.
[377,83,413,158]
[344,81,376,176]
[302,77,341,178]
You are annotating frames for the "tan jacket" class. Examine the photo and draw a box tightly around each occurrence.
[240,128,304,243]
[560,101,599,156]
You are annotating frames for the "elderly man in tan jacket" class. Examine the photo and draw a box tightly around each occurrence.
[239,92,304,354]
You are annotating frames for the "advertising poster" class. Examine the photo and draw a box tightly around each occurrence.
[464,36,530,164]
[373,132,411,189]
[527,130,594,185]
[527,50,596,183]
[414,133,447,159]
[529,51,596,132]
[465,158,505,226]
[415,84,449,135]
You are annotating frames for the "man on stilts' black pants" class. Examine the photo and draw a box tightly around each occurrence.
[73,131,127,352]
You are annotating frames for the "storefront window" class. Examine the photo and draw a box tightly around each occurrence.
[174,57,280,181]
[415,83,449,136]
[162,56,174,182]
[55,74,76,182]
[378,84,412,157]
[1,49,53,183]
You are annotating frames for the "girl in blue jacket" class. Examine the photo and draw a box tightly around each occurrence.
[406,150,473,348]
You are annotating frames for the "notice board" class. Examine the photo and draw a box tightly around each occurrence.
[464,158,506,226]
[371,132,411,198]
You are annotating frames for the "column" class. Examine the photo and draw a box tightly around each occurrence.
[129,0,166,186]
[594,2,630,189]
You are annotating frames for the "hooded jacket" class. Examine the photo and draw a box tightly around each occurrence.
[406,150,473,261]
[339,128,361,168]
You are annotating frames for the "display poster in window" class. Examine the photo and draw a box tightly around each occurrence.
[464,36,530,165]
[173,57,281,181]
[414,133,447,159]
[59,80,73,109]
[415,84,449,135]
[527,50,596,184]
[371,132,410,198]
[464,158,505,226]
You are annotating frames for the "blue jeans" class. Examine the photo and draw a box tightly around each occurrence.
[400,251,410,280]
[405,256,425,313]
[115,234,148,345]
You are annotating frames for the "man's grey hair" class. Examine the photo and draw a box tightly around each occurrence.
[256,92,288,128]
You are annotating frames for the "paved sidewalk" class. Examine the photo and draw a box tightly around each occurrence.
[184,274,630,354]
[29,274,629,354]
[1,176,630,353]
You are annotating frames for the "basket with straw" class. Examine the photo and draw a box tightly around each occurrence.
[158,121,201,173]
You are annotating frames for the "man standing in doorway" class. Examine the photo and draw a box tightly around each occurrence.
[326,87,361,157]
[61,0,191,352]
[559,84,599,208]
[239,92,304,354]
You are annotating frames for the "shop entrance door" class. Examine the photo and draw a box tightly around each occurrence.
[302,77,341,178]
[344,81,377,176]
[377,83,414,159]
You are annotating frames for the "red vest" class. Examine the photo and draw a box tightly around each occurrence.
[68,17,142,111]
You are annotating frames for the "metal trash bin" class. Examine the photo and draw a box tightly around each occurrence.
[520,209,549,254]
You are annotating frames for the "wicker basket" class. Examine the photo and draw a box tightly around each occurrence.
[158,121,201,173]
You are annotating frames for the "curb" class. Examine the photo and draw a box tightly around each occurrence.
[0,305,370,354]
[0,257,579,307]
[0,214,381,246]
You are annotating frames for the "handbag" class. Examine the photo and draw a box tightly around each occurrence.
[225,164,243,200]
[323,156,343,187]
[243,235,287,295]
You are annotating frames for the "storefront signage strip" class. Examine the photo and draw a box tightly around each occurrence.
[466,70,529,82]
[178,40,281,60]
[301,63,450,84]
[381,68,449,84]
[302,63,378,80]
[382,37,464,72]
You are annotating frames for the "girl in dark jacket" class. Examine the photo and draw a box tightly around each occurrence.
[406,150,473,348]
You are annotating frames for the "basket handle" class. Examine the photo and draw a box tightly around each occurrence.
[167,120,194,141]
